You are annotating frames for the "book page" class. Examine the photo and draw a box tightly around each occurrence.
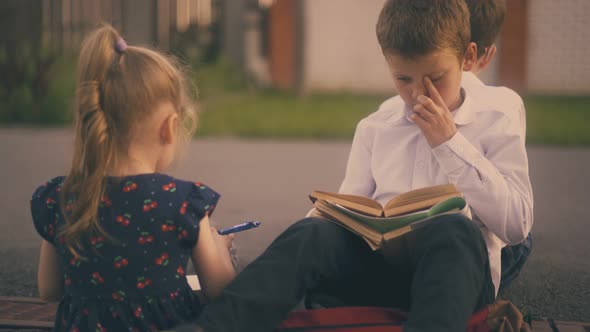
[310,191,384,217]
[383,192,462,217]
[314,200,383,249]
[383,184,458,210]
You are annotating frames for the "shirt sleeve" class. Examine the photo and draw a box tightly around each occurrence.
[176,182,221,248]
[431,114,533,245]
[338,121,376,197]
[30,177,65,244]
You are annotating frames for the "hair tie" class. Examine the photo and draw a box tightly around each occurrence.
[115,38,128,54]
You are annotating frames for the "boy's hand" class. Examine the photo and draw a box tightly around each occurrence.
[411,77,457,148]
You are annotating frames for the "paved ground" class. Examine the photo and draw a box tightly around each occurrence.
[1,128,589,323]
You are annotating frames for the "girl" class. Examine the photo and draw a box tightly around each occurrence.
[30,24,236,331]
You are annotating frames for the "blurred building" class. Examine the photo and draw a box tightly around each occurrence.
[29,0,590,95]
[238,0,590,95]
[40,0,216,52]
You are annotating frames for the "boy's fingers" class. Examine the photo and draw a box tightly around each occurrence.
[416,96,437,114]
[413,104,432,119]
[424,77,445,107]
[411,113,428,127]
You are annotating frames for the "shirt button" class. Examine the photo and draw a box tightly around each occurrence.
[417,161,425,169]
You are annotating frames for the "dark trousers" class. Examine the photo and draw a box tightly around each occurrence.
[196,215,495,332]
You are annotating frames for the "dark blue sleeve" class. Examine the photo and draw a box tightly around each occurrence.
[176,182,221,248]
[30,177,65,244]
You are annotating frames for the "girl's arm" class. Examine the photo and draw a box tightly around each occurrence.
[37,240,64,302]
[191,216,236,301]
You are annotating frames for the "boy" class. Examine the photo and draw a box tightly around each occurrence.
[463,0,507,88]
[195,1,533,331]
[463,0,532,289]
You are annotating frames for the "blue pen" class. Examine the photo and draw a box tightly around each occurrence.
[218,221,262,235]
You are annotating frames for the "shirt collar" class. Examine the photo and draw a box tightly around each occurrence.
[402,88,475,126]
[462,71,485,87]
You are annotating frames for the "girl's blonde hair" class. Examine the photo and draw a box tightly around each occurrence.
[60,24,197,256]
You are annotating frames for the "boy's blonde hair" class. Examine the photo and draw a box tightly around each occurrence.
[60,24,197,256]
[376,0,471,59]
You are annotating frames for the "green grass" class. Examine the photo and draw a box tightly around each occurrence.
[3,58,588,145]
[193,61,382,139]
[194,61,590,145]
[523,95,590,146]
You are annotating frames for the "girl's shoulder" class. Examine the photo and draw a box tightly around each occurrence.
[31,176,66,201]
[107,173,218,198]
[106,173,220,214]
[30,176,66,244]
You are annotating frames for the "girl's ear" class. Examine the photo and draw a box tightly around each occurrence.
[462,42,477,72]
[160,113,178,145]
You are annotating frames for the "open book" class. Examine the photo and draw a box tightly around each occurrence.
[310,184,468,250]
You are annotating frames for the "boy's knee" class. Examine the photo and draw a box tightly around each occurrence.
[416,214,485,250]
[426,214,479,235]
[299,217,351,241]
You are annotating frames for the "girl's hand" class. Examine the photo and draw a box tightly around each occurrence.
[192,217,236,300]
[210,226,235,251]
[411,77,458,148]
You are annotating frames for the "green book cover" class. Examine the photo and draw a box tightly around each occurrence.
[326,196,468,234]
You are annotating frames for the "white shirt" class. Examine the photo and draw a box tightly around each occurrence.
[338,82,534,296]
[462,71,486,88]
[462,72,527,136]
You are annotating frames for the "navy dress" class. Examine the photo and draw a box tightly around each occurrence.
[30,174,220,332]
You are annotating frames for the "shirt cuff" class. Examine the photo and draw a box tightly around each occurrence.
[432,131,484,178]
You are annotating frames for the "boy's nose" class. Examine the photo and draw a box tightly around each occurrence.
[411,84,427,101]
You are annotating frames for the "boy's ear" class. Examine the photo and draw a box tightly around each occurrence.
[462,42,478,72]
[477,44,497,72]
[160,113,178,145]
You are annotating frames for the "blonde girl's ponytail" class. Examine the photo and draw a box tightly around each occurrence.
[59,23,198,257]
[59,25,120,257]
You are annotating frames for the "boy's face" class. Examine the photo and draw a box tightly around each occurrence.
[384,46,475,112]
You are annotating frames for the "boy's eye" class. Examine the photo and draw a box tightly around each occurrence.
[397,77,411,83]
[431,75,443,83]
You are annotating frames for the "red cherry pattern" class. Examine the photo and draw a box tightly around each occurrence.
[111,291,125,302]
[134,306,143,318]
[160,221,176,232]
[122,181,138,193]
[162,182,177,192]
[155,253,170,266]
[179,201,188,215]
[177,229,189,240]
[69,257,81,267]
[90,272,104,285]
[136,276,152,290]
[64,199,74,212]
[100,195,112,207]
[90,235,105,249]
[142,199,158,212]
[113,256,129,269]
[45,223,55,237]
[45,197,56,208]
[116,213,131,227]
[176,265,185,278]
[138,231,155,245]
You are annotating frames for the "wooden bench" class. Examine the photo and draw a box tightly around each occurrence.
[0,275,202,330]
[0,296,56,330]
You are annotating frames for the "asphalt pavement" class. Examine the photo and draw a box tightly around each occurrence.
[1,128,589,322]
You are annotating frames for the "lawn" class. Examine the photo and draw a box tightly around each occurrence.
[2,59,588,145]
[194,61,590,145]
